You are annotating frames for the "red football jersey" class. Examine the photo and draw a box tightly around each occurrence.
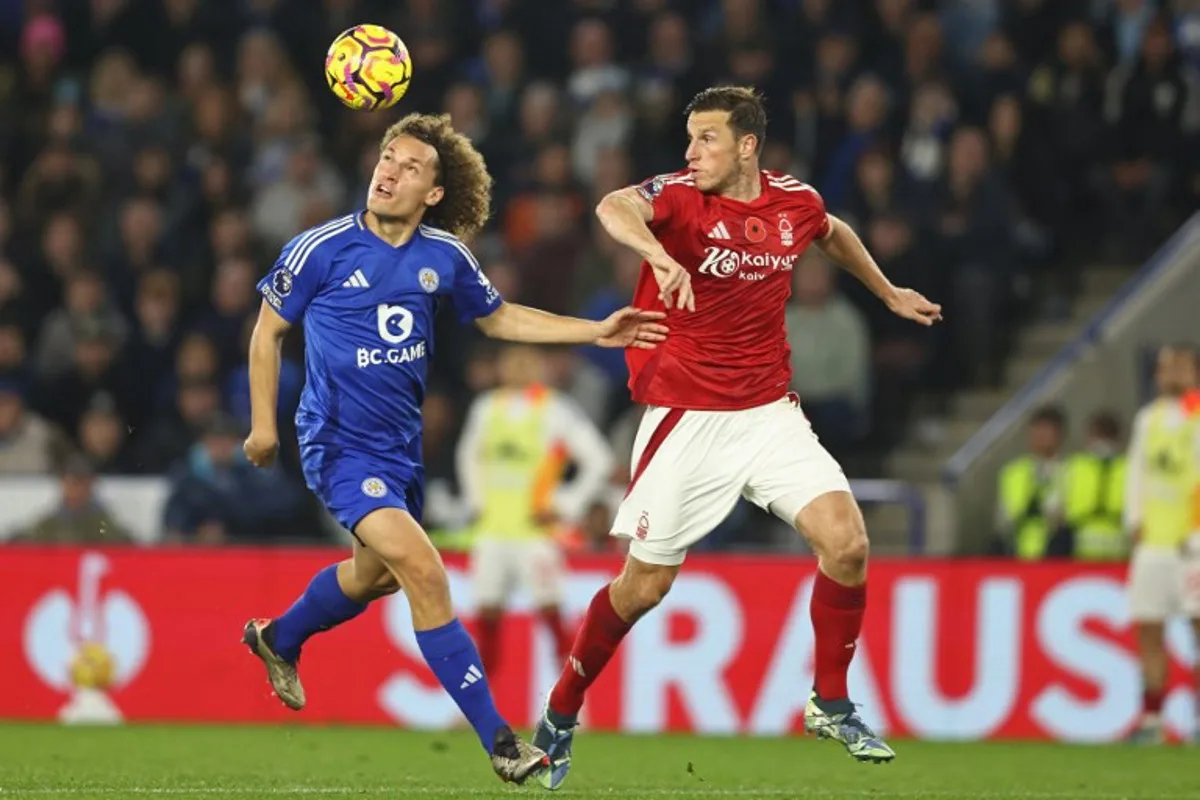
[626,169,831,410]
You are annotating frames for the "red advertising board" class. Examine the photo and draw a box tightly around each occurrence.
[1,546,1195,741]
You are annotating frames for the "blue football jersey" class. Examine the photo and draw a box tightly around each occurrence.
[257,213,502,450]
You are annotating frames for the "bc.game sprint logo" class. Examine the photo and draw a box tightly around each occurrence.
[24,552,150,724]
[697,247,800,279]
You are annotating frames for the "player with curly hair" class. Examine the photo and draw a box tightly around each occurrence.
[238,113,666,784]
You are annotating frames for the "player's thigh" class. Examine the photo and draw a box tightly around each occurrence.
[354,507,445,579]
[1127,546,1182,623]
[612,407,749,567]
[741,398,858,543]
[516,538,566,608]
[471,537,517,609]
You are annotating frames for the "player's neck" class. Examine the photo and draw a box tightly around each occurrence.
[718,167,762,204]
[364,210,419,248]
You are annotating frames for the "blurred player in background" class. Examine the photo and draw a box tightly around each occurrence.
[532,86,941,788]
[238,113,665,783]
[456,344,613,674]
[1124,343,1200,743]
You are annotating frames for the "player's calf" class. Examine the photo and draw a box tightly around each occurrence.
[608,557,679,621]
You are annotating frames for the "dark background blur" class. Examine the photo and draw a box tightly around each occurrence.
[1,0,1198,547]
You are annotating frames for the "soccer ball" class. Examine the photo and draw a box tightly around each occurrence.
[69,642,116,691]
[325,24,412,111]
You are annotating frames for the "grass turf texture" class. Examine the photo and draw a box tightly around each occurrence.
[0,724,1196,799]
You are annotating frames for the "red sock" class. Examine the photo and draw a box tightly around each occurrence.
[1143,689,1164,714]
[548,584,631,717]
[810,569,866,701]
[477,616,501,676]
[538,607,573,663]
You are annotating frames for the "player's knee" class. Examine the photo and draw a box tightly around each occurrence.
[388,548,448,597]
[828,521,869,576]
[637,570,675,610]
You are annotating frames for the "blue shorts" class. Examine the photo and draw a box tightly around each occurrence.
[300,439,425,536]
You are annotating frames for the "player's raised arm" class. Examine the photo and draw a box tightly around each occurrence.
[244,300,290,467]
[815,213,943,327]
[438,224,668,349]
[596,186,695,312]
[475,302,667,349]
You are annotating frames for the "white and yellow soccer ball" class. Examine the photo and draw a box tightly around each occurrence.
[324,24,412,111]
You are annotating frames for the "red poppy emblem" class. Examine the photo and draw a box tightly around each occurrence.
[745,217,767,243]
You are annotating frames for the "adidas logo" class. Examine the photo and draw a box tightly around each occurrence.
[569,655,586,678]
[342,269,370,288]
[459,663,483,689]
[708,221,731,240]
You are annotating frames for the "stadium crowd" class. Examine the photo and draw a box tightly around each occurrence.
[1,0,1198,546]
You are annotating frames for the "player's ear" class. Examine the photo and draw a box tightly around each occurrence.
[738,134,758,160]
[425,185,445,208]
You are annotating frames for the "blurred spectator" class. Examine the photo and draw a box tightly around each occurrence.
[993,405,1067,559]
[162,413,303,544]
[77,392,135,474]
[194,256,259,371]
[567,18,629,107]
[1062,410,1128,561]
[33,317,139,438]
[131,378,222,474]
[823,75,891,210]
[935,126,1014,388]
[0,322,27,375]
[0,375,64,475]
[1025,20,1107,258]
[126,270,183,401]
[786,253,871,447]
[251,135,346,252]
[1101,14,1200,259]
[35,268,128,379]
[12,452,131,544]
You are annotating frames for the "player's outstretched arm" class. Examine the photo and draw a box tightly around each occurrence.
[596,188,695,312]
[243,300,290,468]
[475,302,667,349]
[816,214,943,327]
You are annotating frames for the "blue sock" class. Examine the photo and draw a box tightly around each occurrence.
[271,565,367,663]
[415,618,508,753]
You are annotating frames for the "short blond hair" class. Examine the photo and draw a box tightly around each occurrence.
[380,113,492,241]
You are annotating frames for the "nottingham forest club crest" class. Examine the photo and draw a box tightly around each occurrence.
[778,215,794,246]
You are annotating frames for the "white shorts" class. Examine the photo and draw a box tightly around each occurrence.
[1127,545,1200,621]
[470,536,564,608]
[611,395,852,566]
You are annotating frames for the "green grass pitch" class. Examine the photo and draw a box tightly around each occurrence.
[0,724,1197,799]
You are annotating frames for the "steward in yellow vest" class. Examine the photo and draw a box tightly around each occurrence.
[455,345,614,672]
[994,405,1066,559]
[1062,412,1128,561]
